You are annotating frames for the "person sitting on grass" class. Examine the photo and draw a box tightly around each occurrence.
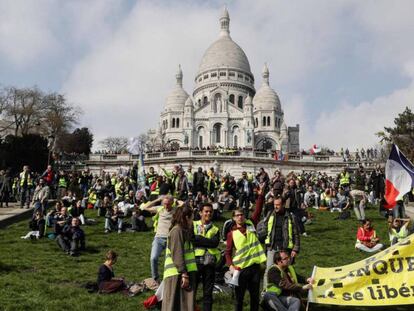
[319,188,332,209]
[97,250,127,294]
[69,200,86,225]
[105,204,124,234]
[56,217,85,256]
[46,201,63,227]
[21,210,46,240]
[54,206,72,236]
[388,217,411,246]
[355,219,383,253]
[262,250,314,311]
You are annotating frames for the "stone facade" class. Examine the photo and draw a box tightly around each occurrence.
[149,8,299,153]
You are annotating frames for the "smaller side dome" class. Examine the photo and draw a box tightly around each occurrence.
[253,63,281,111]
[165,65,189,111]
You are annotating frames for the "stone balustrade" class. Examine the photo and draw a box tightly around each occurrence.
[88,151,377,164]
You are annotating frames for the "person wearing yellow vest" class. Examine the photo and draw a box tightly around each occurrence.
[19,165,34,209]
[162,204,197,311]
[142,195,180,282]
[388,217,410,246]
[193,203,220,311]
[264,195,300,271]
[262,250,313,311]
[56,170,68,200]
[338,167,351,194]
[225,185,266,311]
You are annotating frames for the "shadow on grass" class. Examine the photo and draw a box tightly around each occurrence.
[0,261,32,274]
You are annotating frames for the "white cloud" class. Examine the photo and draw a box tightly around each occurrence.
[0,0,57,66]
[2,0,414,151]
[312,79,414,150]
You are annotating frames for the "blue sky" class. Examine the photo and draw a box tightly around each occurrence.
[1,0,413,150]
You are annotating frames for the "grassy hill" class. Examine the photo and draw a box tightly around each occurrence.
[0,206,411,311]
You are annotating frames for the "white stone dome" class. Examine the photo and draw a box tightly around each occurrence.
[253,64,281,111]
[165,65,189,111]
[198,36,251,74]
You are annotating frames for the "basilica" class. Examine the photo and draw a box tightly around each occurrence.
[149,8,299,152]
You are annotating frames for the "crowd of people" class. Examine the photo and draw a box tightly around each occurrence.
[8,161,414,311]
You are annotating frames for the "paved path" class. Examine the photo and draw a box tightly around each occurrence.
[0,203,34,229]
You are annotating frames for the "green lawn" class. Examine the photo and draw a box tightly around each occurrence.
[0,206,412,311]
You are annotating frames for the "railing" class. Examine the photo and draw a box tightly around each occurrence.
[88,151,381,164]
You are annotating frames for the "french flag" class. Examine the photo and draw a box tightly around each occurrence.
[384,144,414,209]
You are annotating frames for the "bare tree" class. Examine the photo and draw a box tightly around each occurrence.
[0,87,81,142]
[0,87,41,136]
[41,92,80,137]
[99,137,128,153]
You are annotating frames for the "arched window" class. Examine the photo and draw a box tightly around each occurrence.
[262,116,266,127]
[176,118,180,128]
[198,99,201,106]
[267,116,271,126]
[229,94,235,104]
[172,118,176,128]
[255,118,258,128]
[213,123,222,143]
[234,135,238,148]
[203,96,208,105]
[198,126,205,149]
[238,96,243,109]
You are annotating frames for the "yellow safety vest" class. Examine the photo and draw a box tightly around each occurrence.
[266,265,298,296]
[88,191,97,205]
[389,226,408,243]
[19,172,33,187]
[339,172,350,185]
[58,177,67,188]
[265,214,293,249]
[150,181,160,196]
[163,237,197,279]
[232,220,266,269]
[193,220,221,263]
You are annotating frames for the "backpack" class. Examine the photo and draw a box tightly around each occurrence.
[222,219,235,241]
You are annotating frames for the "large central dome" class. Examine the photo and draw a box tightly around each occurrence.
[197,7,252,76]
[198,36,251,74]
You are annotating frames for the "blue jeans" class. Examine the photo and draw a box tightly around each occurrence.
[263,292,301,311]
[150,236,167,281]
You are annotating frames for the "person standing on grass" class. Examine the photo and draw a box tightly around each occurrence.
[142,195,178,283]
[193,203,220,311]
[264,195,300,271]
[225,185,266,311]
[162,204,197,311]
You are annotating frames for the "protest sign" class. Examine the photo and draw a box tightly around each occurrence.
[308,234,414,306]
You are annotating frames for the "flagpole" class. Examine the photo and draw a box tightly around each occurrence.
[306,265,316,311]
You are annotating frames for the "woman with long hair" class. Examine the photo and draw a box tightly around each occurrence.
[162,204,197,311]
